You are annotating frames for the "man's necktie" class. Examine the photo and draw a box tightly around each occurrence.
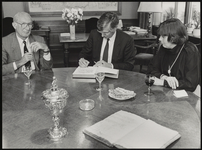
[23,41,31,68]
[103,38,109,62]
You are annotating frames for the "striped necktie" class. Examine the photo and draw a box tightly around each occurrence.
[23,41,31,69]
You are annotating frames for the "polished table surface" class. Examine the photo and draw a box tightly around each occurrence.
[2,68,200,148]
[59,32,157,67]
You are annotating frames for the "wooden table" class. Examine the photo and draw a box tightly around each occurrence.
[59,32,157,67]
[2,68,200,148]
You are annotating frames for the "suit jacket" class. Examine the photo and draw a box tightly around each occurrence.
[2,32,53,76]
[79,29,136,71]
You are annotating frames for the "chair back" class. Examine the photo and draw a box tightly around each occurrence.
[3,17,15,37]
[134,40,160,73]
[85,18,98,33]
[193,84,201,98]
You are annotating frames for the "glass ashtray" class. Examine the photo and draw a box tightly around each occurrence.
[79,99,95,111]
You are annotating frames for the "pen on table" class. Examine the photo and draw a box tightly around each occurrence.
[94,61,97,64]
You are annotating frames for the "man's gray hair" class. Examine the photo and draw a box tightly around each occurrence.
[13,12,32,22]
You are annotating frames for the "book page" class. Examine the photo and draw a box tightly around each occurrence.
[73,66,119,78]
[83,110,146,146]
[114,119,181,148]
[72,66,96,78]
[96,67,119,78]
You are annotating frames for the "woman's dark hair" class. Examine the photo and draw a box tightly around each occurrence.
[157,18,188,45]
[97,12,119,31]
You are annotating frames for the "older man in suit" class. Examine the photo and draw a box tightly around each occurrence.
[2,12,52,76]
[78,12,136,71]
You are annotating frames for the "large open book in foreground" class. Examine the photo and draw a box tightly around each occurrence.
[83,110,181,148]
[72,66,119,79]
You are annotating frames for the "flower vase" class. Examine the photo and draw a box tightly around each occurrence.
[70,24,76,40]
[192,29,200,37]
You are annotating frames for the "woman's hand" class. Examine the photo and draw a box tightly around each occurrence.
[165,76,179,89]
[153,77,164,86]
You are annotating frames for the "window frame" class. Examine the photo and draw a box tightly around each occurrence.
[161,2,200,25]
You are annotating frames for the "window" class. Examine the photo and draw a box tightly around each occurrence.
[162,2,175,21]
[161,2,186,23]
[161,2,200,25]
[188,2,200,28]
[176,2,186,23]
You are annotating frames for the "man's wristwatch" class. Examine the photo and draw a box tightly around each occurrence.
[43,50,50,55]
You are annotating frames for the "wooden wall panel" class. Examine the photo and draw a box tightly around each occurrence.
[34,19,138,50]
[33,19,138,67]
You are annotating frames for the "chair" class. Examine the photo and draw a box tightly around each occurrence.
[134,40,159,73]
[193,84,201,98]
[85,18,99,33]
[3,17,15,37]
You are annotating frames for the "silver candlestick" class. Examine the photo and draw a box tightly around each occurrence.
[42,76,69,141]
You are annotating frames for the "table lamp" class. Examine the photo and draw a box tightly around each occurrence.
[137,2,162,36]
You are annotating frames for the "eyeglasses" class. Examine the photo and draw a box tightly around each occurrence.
[97,29,112,34]
[15,22,33,29]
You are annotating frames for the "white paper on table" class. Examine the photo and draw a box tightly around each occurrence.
[173,90,188,98]
[60,33,70,37]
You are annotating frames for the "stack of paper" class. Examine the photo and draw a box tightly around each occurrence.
[60,33,70,37]
[133,28,148,35]
[129,26,148,35]
[129,26,140,30]
[173,90,188,98]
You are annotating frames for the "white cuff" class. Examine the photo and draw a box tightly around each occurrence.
[160,74,168,80]
[13,62,17,70]
[43,53,51,61]
[110,63,114,69]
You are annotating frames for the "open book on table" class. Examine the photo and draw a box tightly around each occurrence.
[83,110,181,148]
[72,66,119,79]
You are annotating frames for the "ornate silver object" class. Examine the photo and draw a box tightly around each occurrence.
[42,76,69,141]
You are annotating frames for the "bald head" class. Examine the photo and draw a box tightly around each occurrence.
[13,12,32,23]
[12,12,33,40]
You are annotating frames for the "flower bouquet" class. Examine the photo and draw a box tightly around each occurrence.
[62,8,83,25]
[62,8,83,39]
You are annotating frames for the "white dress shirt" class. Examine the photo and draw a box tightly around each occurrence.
[100,31,117,64]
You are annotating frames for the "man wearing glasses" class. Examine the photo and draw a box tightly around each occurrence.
[2,12,53,76]
[79,12,136,71]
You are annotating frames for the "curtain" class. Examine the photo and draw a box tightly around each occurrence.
[138,12,149,29]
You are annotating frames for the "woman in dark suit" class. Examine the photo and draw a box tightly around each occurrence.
[148,18,200,92]
[79,12,136,71]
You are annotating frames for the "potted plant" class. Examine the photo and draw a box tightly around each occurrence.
[192,9,200,37]
[185,22,194,34]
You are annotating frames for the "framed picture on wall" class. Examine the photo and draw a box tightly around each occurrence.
[24,2,122,16]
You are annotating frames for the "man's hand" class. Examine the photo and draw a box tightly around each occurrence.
[22,52,33,65]
[30,42,49,53]
[15,52,33,68]
[79,58,89,67]
[93,60,112,68]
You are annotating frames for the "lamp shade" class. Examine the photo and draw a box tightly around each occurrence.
[137,2,162,13]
